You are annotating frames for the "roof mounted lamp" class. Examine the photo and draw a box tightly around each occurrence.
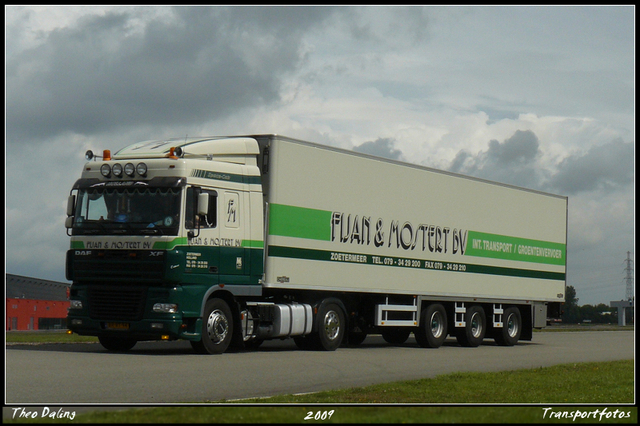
[85,149,112,161]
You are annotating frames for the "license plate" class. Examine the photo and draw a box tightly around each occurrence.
[105,322,130,330]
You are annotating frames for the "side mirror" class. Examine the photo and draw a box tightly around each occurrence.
[197,193,209,216]
[66,195,76,216]
[65,195,76,230]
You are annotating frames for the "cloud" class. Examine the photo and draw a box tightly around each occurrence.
[448,129,544,189]
[447,129,634,197]
[353,137,404,161]
[546,138,634,194]
[6,6,337,143]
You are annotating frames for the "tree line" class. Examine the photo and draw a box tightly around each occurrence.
[561,285,633,324]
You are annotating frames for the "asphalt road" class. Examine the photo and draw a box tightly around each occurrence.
[5,331,634,405]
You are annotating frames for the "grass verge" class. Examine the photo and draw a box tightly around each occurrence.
[227,360,634,404]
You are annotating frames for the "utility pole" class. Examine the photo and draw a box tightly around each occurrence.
[610,252,634,326]
[624,251,634,302]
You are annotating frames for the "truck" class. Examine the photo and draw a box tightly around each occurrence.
[65,134,567,354]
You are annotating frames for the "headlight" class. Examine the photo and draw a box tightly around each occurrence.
[136,162,147,177]
[69,300,83,309]
[153,303,178,313]
[124,163,135,177]
[100,164,111,177]
[112,163,123,177]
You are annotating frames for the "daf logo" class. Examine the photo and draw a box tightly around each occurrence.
[75,250,92,256]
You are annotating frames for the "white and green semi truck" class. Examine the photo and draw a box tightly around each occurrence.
[65,134,567,354]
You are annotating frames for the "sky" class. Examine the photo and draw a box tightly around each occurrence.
[5,5,635,306]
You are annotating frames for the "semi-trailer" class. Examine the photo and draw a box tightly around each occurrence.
[65,134,567,353]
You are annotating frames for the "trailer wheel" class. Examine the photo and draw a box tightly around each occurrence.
[456,305,486,347]
[316,302,345,351]
[197,298,233,354]
[494,306,522,346]
[381,327,411,345]
[98,336,137,352]
[415,303,448,348]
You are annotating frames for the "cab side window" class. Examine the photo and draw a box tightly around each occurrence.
[185,187,217,229]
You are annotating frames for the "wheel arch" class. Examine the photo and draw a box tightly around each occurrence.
[199,287,237,316]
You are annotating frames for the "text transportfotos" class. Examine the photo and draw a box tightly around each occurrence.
[542,407,631,421]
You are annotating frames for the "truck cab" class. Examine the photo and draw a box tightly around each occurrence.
[66,137,265,351]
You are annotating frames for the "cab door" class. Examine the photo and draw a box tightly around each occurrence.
[184,187,219,284]
[218,191,247,283]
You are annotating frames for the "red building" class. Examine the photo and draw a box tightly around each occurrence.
[6,274,70,331]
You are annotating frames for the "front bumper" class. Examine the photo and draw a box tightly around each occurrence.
[67,315,201,342]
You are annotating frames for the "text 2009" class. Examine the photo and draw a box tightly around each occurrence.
[304,410,335,421]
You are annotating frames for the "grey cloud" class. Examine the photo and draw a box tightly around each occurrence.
[448,130,543,189]
[353,137,404,161]
[6,6,337,142]
[448,130,634,195]
[547,138,634,194]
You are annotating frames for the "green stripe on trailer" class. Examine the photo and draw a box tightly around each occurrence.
[465,231,565,266]
[268,245,565,281]
[268,204,332,241]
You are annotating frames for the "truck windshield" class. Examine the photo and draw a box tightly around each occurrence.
[72,187,181,236]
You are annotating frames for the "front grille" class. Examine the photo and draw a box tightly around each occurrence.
[88,285,147,321]
[72,250,165,283]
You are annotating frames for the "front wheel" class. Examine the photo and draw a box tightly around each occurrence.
[98,336,137,352]
[194,298,234,354]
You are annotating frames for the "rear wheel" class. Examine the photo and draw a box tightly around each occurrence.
[347,331,368,346]
[98,336,137,352]
[456,305,486,347]
[415,303,448,348]
[316,302,345,351]
[381,327,411,345]
[293,335,317,350]
[494,306,522,346]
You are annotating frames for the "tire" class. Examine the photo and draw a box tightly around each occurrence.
[347,331,368,346]
[494,306,522,346]
[243,338,264,350]
[456,305,486,347]
[381,327,411,345]
[415,303,448,348]
[197,298,233,354]
[98,336,137,352]
[315,302,345,351]
[293,335,317,350]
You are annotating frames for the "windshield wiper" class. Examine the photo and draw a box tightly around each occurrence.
[140,227,164,235]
